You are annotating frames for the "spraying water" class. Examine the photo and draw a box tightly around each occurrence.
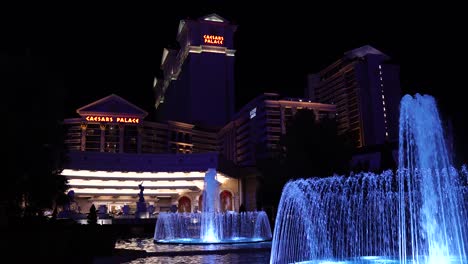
[200,168,221,242]
[398,94,467,264]
[154,168,272,244]
[270,94,467,263]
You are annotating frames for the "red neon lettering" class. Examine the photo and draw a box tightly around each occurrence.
[85,116,139,124]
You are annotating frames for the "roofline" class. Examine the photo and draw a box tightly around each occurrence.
[76,94,149,118]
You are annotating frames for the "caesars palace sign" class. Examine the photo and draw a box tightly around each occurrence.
[203,35,224,45]
[85,116,140,124]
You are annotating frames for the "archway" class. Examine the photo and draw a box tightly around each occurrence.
[178,196,191,213]
[220,190,233,212]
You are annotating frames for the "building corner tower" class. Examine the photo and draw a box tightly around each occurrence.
[154,13,237,129]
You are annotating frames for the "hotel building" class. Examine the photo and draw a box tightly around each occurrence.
[218,94,335,208]
[59,15,397,215]
[61,94,239,214]
[153,13,237,128]
[305,45,401,148]
[219,93,336,166]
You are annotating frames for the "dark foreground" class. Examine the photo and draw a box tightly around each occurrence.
[1,218,155,264]
[1,218,272,264]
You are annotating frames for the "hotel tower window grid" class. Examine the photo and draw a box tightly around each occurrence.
[218,93,335,166]
[305,45,401,148]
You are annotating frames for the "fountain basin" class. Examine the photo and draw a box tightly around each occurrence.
[154,211,272,245]
[154,237,271,245]
[154,168,273,245]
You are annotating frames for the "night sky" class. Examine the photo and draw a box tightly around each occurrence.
[5,2,468,163]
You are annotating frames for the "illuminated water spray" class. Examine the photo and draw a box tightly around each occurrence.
[398,94,467,264]
[200,168,221,242]
[154,168,272,244]
[270,94,467,263]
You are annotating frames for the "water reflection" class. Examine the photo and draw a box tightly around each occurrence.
[113,238,271,264]
[116,238,272,253]
[123,253,270,264]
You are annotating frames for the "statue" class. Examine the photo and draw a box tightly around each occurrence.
[138,182,145,202]
[136,182,148,218]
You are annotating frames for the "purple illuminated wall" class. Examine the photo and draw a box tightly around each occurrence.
[156,15,237,128]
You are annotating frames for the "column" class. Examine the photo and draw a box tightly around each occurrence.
[100,124,106,152]
[280,106,286,134]
[137,126,143,154]
[80,122,87,151]
[119,124,125,153]
[195,195,201,212]
[233,192,239,212]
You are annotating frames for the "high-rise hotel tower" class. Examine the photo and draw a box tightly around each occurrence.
[305,45,401,148]
[154,14,237,128]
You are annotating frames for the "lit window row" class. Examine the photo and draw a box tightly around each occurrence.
[378,64,389,138]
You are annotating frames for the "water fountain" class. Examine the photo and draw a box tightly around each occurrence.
[154,168,272,244]
[398,94,467,264]
[270,94,468,263]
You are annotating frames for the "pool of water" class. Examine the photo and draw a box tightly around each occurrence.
[106,239,467,264]
[108,237,272,264]
[114,252,270,264]
[116,237,271,252]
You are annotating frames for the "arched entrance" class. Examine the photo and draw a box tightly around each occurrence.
[220,190,233,212]
[178,196,191,213]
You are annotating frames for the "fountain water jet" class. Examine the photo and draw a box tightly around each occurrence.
[398,94,467,263]
[270,94,467,263]
[201,168,221,242]
[154,168,272,244]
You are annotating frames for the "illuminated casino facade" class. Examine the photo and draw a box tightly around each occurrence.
[60,14,399,215]
[62,93,335,215]
[62,94,239,214]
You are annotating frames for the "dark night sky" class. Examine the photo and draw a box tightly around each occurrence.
[5,2,468,163]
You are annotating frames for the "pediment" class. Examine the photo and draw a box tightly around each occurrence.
[77,94,148,118]
[201,13,228,23]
